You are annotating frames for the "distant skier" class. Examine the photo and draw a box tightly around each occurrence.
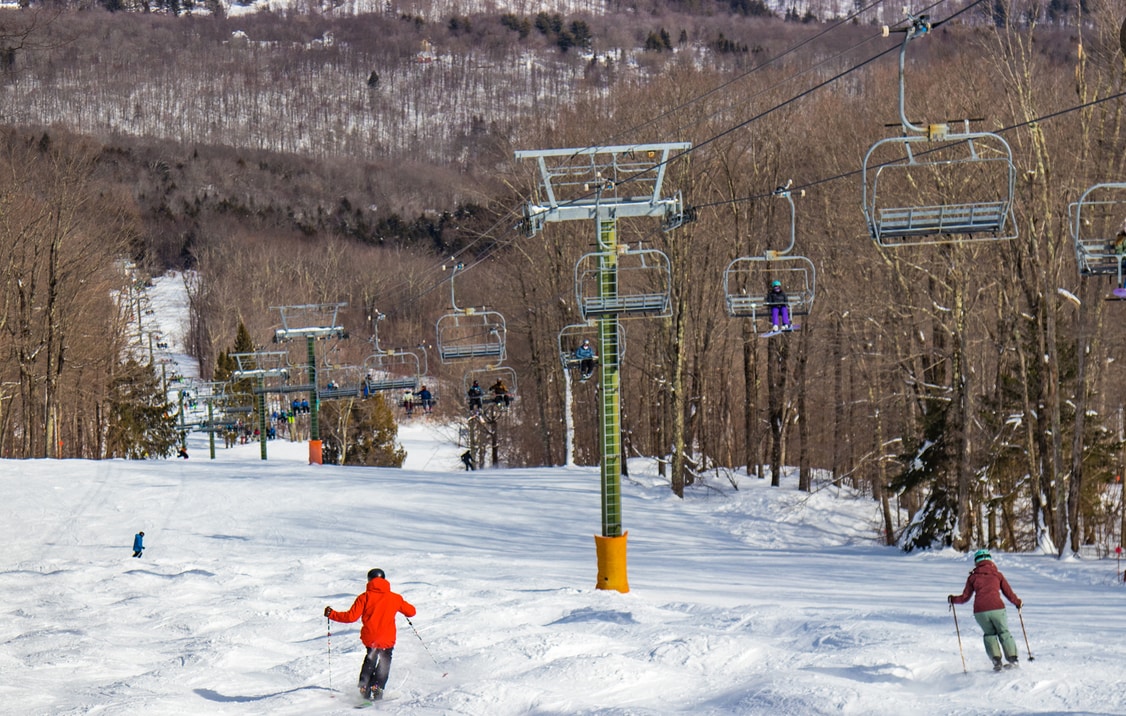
[574,339,596,380]
[765,280,792,331]
[177,446,189,459]
[948,549,1023,671]
[460,450,475,471]
[132,531,145,558]
[324,568,417,703]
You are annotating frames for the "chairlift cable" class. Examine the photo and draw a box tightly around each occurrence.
[366,2,925,312]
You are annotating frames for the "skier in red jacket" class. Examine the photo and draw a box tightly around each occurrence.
[948,549,1023,671]
[325,568,416,702]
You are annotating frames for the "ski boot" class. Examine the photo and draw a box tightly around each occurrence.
[992,656,1003,671]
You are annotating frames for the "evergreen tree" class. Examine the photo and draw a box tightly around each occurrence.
[105,358,178,459]
[892,400,957,552]
[320,394,405,467]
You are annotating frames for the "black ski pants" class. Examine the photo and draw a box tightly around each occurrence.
[358,646,393,691]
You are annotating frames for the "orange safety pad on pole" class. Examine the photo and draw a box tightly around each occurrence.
[594,532,629,593]
[309,439,323,465]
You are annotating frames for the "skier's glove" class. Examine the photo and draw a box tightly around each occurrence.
[947,595,955,604]
[324,606,333,618]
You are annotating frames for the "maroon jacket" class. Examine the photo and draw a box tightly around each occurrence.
[950,560,1022,613]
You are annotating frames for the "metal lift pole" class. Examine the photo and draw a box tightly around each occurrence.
[597,211,623,539]
[257,376,268,461]
[307,336,320,456]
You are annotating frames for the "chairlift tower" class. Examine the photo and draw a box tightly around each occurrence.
[517,142,691,593]
[195,381,231,460]
[272,303,347,464]
[231,351,291,461]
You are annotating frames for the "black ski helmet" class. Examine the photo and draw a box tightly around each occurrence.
[368,568,385,580]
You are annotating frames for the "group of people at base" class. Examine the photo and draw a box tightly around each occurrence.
[948,548,1024,671]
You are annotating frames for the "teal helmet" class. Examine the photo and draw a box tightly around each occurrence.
[973,549,992,564]
[771,280,782,287]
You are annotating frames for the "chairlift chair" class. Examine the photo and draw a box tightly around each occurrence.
[574,247,672,319]
[318,366,363,400]
[861,13,1017,247]
[435,309,508,364]
[1069,182,1126,283]
[557,322,627,370]
[863,132,1017,246]
[362,350,423,393]
[723,254,816,321]
[463,365,518,405]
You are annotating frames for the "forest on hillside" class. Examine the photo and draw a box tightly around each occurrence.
[0,0,1124,558]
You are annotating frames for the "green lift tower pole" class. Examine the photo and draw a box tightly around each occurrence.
[307,336,319,445]
[597,213,623,538]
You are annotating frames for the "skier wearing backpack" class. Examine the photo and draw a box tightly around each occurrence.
[948,549,1023,671]
[324,568,416,702]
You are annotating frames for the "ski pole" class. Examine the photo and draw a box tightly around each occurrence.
[327,616,335,692]
[950,600,967,674]
[405,616,448,677]
[1018,607,1035,661]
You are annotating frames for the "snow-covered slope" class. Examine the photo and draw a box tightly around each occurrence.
[2,275,1124,714]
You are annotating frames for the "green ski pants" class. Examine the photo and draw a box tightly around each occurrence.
[973,608,1018,660]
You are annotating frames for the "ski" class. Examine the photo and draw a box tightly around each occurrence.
[760,325,801,338]
[356,695,398,708]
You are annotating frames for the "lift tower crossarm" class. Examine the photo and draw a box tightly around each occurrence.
[516,143,690,233]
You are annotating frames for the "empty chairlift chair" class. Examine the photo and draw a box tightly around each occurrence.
[861,13,1017,247]
[574,247,672,320]
[435,309,508,364]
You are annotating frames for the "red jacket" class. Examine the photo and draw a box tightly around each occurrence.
[950,560,1021,613]
[328,577,416,648]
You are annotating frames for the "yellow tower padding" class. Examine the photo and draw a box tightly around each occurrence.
[309,439,323,465]
[594,532,629,593]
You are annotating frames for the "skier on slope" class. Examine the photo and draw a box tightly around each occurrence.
[324,568,417,703]
[132,531,145,558]
[948,549,1023,671]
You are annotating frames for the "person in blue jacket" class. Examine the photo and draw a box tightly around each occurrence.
[574,339,596,380]
[132,531,145,558]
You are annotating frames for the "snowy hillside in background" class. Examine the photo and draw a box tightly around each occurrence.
[3,275,1126,715]
[223,0,865,22]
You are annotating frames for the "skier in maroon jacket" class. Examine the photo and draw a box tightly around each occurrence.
[948,549,1023,671]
